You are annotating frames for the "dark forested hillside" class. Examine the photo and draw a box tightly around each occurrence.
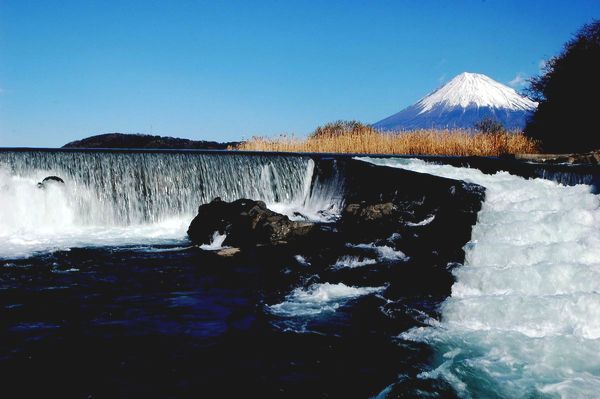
[63,133,239,149]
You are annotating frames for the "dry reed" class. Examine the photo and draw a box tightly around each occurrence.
[233,129,540,156]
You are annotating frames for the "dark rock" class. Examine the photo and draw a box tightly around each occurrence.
[187,197,316,248]
[292,211,309,220]
[343,202,397,222]
[340,201,404,240]
[37,175,65,188]
[340,201,406,241]
[330,158,486,247]
[43,176,65,184]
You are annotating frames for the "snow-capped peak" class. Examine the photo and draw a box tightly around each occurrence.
[416,72,537,115]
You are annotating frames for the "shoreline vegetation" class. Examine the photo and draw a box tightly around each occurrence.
[233,122,540,156]
[63,133,240,150]
[62,122,542,157]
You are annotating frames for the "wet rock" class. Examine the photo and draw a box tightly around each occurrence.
[292,211,309,220]
[43,176,65,184]
[37,175,65,188]
[340,201,405,240]
[216,247,241,257]
[343,202,397,222]
[187,197,316,247]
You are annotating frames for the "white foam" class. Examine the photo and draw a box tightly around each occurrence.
[0,165,187,258]
[363,157,600,398]
[0,170,191,259]
[347,243,409,262]
[268,282,386,317]
[406,215,435,227]
[294,255,311,266]
[333,255,377,269]
[266,158,344,223]
[199,231,228,251]
[0,155,343,259]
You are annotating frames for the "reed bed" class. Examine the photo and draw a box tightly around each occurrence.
[234,129,540,156]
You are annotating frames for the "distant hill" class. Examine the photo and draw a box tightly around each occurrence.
[62,133,240,150]
[373,72,538,131]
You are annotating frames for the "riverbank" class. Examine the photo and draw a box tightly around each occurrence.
[513,150,600,165]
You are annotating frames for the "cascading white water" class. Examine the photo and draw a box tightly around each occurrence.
[0,150,343,258]
[268,282,387,317]
[363,157,600,398]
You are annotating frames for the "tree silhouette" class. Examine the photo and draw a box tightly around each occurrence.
[309,120,376,138]
[474,118,506,134]
[525,20,600,153]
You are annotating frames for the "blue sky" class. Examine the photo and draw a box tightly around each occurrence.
[1,0,599,147]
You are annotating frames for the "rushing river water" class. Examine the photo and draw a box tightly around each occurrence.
[366,157,600,398]
[0,150,342,258]
[0,150,598,398]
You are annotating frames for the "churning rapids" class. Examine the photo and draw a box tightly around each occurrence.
[366,157,600,398]
[1,149,599,398]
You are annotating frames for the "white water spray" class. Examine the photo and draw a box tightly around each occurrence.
[364,157,600,398]
[0,151,343,258]
[268,282,386,317]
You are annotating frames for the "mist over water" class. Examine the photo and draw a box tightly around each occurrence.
[364,157,600,398]
[0,151,342,258]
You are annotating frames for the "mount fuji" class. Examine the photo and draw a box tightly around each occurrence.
[373,72,538,131]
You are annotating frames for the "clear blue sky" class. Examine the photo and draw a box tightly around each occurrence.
[1,0,599,147]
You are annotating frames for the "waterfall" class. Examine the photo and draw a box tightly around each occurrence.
[365,157,600,398]
[0,150,343,258]
[533,167,600,192]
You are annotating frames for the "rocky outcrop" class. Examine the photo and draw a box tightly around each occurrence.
[341,202,403,238]
[187,198,316,248]
[330,159,485,244]
[343,202,397,222]
[187,158,487,256]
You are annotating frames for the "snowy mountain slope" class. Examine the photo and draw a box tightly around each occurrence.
[373,72,538,131]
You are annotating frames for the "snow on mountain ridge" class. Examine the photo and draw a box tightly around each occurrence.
[417,72,538,114]
[372,72,538,131]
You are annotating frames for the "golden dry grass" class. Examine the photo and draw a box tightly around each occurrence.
[233,129,540,156]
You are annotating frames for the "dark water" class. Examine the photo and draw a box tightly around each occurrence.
[1,235,463,398]
[4,150,600,397]
[0,150,487,398]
